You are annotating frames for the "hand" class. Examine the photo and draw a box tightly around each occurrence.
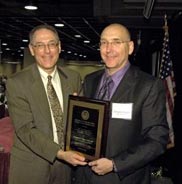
[73,92,78,96]
[57,150,87,166]
[88,158,113,175]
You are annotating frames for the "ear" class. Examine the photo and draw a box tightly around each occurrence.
[58,41,61,54]
[28,44,35,56]
[128,41,134,55]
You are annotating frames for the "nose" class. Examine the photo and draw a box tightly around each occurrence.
[105,42,113,52]
[44,44,51,53]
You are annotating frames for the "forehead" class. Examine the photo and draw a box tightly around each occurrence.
[101,25,129,40]
[33,28,57,41]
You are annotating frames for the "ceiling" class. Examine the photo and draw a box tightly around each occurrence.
[0,0,182,63]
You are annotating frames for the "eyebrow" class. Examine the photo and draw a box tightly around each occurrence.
[33,40,58,44]
[100,38,128,41]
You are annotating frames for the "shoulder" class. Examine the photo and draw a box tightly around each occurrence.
[125,65,165,97]
[85,69,104,81]
[129,65,162,83]
[57,66,81,83]
[7,64,37,83]
[129,66,165,95]
[6,64,39,95]
[58,66,80,77]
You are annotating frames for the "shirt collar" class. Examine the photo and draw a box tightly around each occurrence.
[104,62,130,84]
[38,65,58,81]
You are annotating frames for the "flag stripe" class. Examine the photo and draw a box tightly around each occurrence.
[159,30,176,147]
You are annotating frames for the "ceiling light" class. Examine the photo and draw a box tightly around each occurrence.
[24,5,38,10]
[74,35,81,38]
[2,43,7,46]
[24,1,38,10]
[54,23,64,27]
[84,40,90,43]
[22,39,28,42]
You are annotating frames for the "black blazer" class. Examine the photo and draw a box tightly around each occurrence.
[79,65,169,184]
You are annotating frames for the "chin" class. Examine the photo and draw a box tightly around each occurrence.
[105,63,116,68]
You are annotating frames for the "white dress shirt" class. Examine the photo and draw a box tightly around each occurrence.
[38,66,63,144]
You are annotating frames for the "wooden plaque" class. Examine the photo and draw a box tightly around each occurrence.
[65,95,110,161]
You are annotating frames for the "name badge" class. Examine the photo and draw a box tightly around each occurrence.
[112,103,133,120]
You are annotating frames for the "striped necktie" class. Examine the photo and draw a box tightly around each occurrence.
[97,76,113,100]
[47,75,64,149]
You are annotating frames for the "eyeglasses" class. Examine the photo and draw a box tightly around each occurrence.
[31,41,59,51]
[99,40,130,48]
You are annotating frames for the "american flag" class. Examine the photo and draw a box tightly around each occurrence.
[159,28,176,148]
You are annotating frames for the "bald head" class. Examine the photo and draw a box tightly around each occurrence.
[101,23,131,41]
[99,23,134,74]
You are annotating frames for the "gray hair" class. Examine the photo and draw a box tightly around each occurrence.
[29,24,60,43]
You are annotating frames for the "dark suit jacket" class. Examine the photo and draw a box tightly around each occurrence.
[76,65,169,184]
[6,63,82,184]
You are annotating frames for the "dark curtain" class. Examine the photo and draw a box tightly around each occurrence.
[168,12,182,184]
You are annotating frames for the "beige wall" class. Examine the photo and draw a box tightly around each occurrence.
[0,62,22,77]
[23,48,35,68]
[64,63,104,80]
[1,47,104,79]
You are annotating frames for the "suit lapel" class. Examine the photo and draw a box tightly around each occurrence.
[57,67,73,132]
[57,67,71,112]
[88,70,104,98]
[111,66,138,102]
[30,64,52,125]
